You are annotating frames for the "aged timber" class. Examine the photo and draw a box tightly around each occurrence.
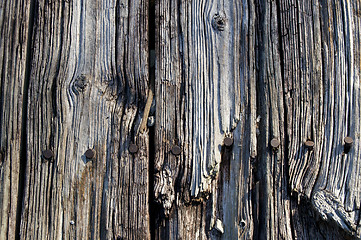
[1,0,361,239]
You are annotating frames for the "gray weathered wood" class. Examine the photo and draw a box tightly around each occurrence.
[154,0,257,239]
[0,0,32,239]
[1,0,361,239]
[18,0,150,239]
[256,0,294,238]
[154,0,361,239]
[282,0,361,238]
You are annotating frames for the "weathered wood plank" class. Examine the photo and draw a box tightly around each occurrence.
[281,0,361,237]
[19,0,150,239]
[0,0,32,239]
[154,0,257,238]
[2,0,361,239]
[255,0,294,238]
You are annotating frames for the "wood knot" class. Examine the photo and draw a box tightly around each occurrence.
[212,13,227,31]
[72,75,88,94]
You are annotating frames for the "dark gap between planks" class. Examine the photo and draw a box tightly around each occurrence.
[148,0,158,239]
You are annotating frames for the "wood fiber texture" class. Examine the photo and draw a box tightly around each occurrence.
[1,0,361,239]
[0,0,32,239]
[16,0,150,239]
[154,0,257,239]
[255,0,294,238]
[282,0,361,238]
[154,0,361,239]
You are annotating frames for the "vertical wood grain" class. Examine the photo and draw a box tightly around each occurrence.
[0,0,32,239]
[154,0,257,238]
[255,0,294,238]
[281,0,361,237]
[1,0,361,239]
[18,0,150,239]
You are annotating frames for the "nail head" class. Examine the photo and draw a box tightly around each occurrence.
[305,140,314,149]
[224,137,234,147]
[270,138,280,149]
[171,145,182,156]
[85,149,95,159]
[344,137,353,153]
[344,137,353,145]
[42,149,53,160]
[129,144,138,154]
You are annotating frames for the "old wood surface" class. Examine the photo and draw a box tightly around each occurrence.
[0,1,30,239]
[154,0,361,239]
[154,0,257,239]
[1,0,361,239]
[0,0,32,239]
[12,0,150,239]
[282,0,361,238]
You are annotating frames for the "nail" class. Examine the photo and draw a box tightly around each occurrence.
[171,145,182,156]
[224,137,234,147]
[270,138,280,151]
[85,149,95,159]
[344,137,353,153]
[129,143,139,154]
[42,149,53,160]
[305,140,314,150]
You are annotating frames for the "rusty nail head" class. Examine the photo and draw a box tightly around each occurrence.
[129,143,138,154]
[344,137,353,153]
[42,150,53,160]
[344,137,353,146]
[85,149,95,159]
[270,138,280,149]
[171,145,182,156]
[305,140,314,149]
[224,137,234,147]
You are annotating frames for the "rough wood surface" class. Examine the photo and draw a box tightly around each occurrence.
[1,0,361,239]
[282,0,361,238]
[17,0,150,239]
[154,0,257,239]
[0,1,32,239]
[255,0,294,238]
[154,0,361,239]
